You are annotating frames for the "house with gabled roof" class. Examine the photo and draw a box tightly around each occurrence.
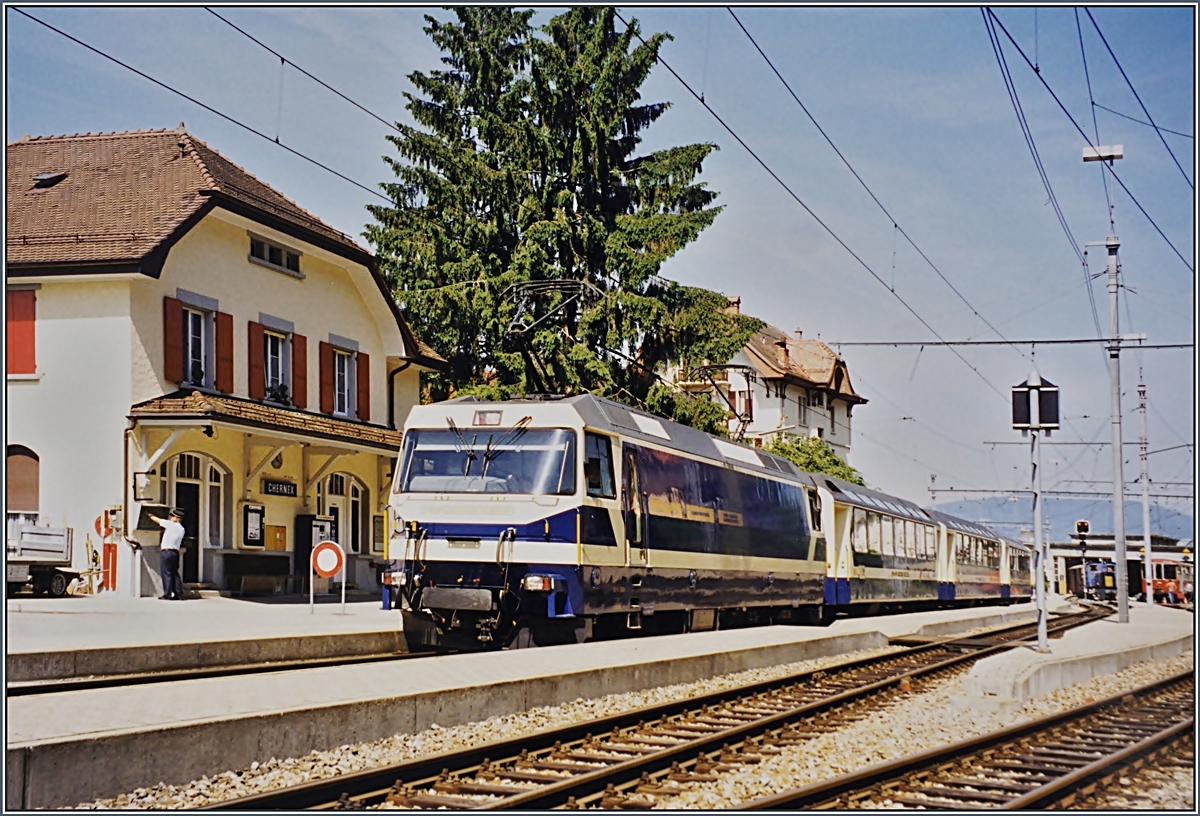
[672,299,866,461]
[6,126,444,597]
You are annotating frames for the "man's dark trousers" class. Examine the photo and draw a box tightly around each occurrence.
[160,549,183,599]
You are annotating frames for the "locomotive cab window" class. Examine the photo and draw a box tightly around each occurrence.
[399,427,576,495]
[584,432,616,498]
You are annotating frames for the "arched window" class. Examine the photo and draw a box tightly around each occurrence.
[7,445,40,532]
[7,444,39,512]
[324,473,367,554]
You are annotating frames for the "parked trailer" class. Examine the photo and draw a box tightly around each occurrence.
[6,524,77,597]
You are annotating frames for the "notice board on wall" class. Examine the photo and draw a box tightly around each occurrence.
[265,524,287,551]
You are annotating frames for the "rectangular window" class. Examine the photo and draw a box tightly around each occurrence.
[851,508,868,553]
[7,289,37,375]
[265,333,284,389]
[870,512,886,555]
[905,520,917,558]
[248,234,303,277]
[334,350,351,415]
[584,432,616,498]
[881,514,894,556]
[183,308,209,387]
[263,330,292,404]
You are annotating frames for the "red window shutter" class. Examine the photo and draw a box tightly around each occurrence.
[6,290,37,375]
[162,296,184,384]
[215,311,234,393]
[247,321,265,400]
[356,351,371,421]
[291,333,307,409]
[319,341,334,414]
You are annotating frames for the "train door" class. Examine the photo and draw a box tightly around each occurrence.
[621,447,647,567]
[999,540,1012,600]
[937,525,955,602]
[580,432,623,567]
[818,484,850,605]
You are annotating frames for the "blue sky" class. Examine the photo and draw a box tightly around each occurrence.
[6,6,1194,520]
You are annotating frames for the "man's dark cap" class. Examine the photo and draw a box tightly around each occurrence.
[169,508,185,518]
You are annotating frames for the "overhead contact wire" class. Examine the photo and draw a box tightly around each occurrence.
[1085,9,1192,189]
[728,8,1027,361]
[14,8,396,207]
[613,11,1008,403]
[985,8,1193,273]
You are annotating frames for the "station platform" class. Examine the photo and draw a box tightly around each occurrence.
[961,600,1195,712]
[5,593,406,682]
[7,601,1036,809]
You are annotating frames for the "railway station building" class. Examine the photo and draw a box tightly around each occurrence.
[672,299,867,460]
[6,127,444,597]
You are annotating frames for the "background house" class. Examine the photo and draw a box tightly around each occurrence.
[6,127,444,596]
[671,299,866,461]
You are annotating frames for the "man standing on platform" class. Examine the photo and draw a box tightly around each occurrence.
[148,509,185,600]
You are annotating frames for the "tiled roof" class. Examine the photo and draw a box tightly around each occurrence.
[130,391,404,451]
[7,127,446,370]
[744,324,866,404]
[6,127,363,268]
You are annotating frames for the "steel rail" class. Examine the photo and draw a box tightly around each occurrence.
[741,670,1193,809]
[200,608,1106,810]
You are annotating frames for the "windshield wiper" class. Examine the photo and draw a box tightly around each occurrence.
[480,416,532,478]
[446,417,478,476]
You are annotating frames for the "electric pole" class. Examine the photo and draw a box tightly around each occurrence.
[1139,379,1153,605]
[1085,143,1129,624]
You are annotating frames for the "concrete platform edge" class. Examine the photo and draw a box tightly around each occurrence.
[6,631,882,809]
[6,630,409,682]
[1012,632,1193,701]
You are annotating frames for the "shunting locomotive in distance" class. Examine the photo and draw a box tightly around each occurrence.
[388,395,1031,650]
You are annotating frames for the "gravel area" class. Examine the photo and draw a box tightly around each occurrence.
[69,644,906,809]
[652,650,1195,808]
[1070,752,1195,810]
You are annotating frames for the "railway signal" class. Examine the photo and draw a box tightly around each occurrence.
[1014,370,1058,652]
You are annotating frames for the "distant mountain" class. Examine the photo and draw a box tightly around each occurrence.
[932,496,1194,544]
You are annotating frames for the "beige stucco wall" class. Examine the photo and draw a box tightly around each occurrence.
[130,212,403,424]
[6,279,134,573]
[10,208,425,595]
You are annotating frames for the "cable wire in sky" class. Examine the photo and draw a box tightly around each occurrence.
[727,8,1028,362]
[1092,103,1192,139]
[983,9,1105,345]
[612,10,1009,404]
[205,8,404,136]
[1075,9,1114,234]
[13,8,396,211]
[985,8,1193,274]
[1085,9,1192,190]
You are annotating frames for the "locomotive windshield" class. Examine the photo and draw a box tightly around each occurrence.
[399,428,577,495]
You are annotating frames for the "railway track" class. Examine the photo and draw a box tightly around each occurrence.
[202,605,1110,810]
[5,650,435,697]
[742,669,1193,810]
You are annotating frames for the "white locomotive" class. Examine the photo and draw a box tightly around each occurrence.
[387,395,1031,649]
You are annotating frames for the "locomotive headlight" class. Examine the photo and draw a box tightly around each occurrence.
[522,575,555,592]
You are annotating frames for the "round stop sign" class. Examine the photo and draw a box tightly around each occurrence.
[311,540,344,578]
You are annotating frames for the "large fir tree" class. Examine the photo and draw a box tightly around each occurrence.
[366,8,761,434]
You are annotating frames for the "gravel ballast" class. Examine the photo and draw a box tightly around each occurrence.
[70,645,906,809]
[652,650,1194,809]
[70,643,1194,810]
